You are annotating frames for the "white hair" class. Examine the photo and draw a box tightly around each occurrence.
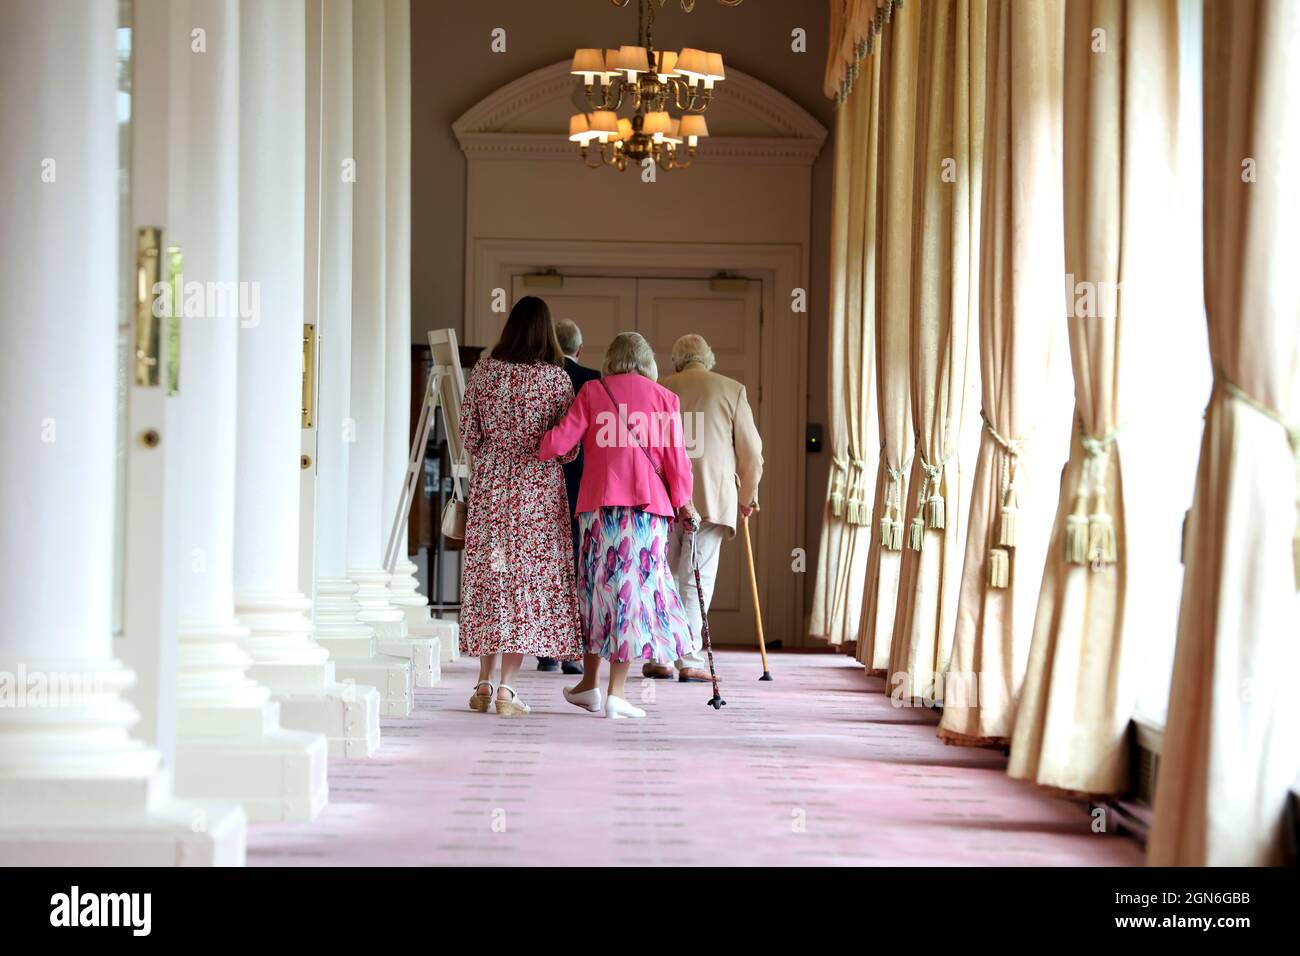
[671,334,715,372]
[555,318,582,356]
[603,331,658,381]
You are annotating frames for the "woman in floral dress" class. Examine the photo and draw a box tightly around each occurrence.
[459,297,583,716]
[538,332,697,719]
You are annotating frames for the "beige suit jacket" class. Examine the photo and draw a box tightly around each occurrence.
[660,363,763,537]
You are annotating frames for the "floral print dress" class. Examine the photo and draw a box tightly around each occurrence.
[458,358,583,659]
[577,507,698,664]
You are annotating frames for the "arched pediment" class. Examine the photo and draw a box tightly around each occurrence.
[453,59,827,166]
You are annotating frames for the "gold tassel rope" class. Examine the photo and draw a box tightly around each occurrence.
[918,451,952,540]
[881,457,909,551]
[829,456,848,518]
[982,412,1031,590]
[1076,428,1121,568]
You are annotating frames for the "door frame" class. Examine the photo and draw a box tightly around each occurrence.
[468,237,808,648]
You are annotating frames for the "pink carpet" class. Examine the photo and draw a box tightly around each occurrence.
[247,650,1144,866]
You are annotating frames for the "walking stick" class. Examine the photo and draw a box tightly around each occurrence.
[689,529,726,710]
[740,514,773,681]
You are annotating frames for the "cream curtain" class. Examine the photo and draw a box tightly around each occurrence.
[887,0,985,705]
[1148,0,1300,866]
[810,52,882,648]
[1009,0,1180,795]
[937,0,1067,745]
[856,0,918,678]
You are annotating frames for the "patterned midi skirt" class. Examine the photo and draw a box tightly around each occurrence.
[577,506,698,664]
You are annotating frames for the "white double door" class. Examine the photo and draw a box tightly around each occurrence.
[510,275,762,647]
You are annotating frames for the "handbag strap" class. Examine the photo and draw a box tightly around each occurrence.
[598,377,672,500]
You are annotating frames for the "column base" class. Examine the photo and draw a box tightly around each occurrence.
[350,566,440,685]
[0,656,246,865]
[332,656,413,717]
[390,558,457,672]
[0,797,247,866]
[275,682,382,758]
[176,722,330,822]
[236,590,335,694]
[313,577,414,717]
[375,634,441,687]
[413,616,459,665]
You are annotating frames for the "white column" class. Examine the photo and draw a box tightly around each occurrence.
[168,0,330,820]
[349,0,439,684]
[0,0,241,864]
[234,0,379,757]
[381,0,451,665]
[311,0,414,723]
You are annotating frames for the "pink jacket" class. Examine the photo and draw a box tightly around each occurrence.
[538,373,693,518]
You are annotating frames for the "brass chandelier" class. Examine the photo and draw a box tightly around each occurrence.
[567,0,743,172]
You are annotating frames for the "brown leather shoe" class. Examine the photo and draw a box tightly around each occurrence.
[642,662,675,679]
[678,667,715,683]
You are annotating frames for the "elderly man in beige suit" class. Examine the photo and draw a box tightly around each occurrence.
[645,334,763,682]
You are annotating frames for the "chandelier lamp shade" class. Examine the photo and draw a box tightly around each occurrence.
[567,0,737,172]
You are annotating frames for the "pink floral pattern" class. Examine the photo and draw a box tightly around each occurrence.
[577,506,696,664]
[458,358,583,659]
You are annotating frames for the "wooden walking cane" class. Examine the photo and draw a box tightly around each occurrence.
[740,514,772,681]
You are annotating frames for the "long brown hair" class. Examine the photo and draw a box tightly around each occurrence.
[490,296,564,366]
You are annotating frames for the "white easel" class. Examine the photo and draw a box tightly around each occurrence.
[384,328,471,575]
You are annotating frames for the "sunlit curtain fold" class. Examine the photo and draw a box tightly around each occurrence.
[810,52,883,647]
[856,0,918,677]
[1008,0,1180,796]
[887,0,985,705]
[937,0,1067,745]
[1148,0,1300,866]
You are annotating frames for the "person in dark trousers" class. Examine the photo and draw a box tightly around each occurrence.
[537,318,601,675]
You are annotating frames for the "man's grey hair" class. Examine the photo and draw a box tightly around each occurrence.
[555,318,582,356]
[603,331,658,381]
[671,334,715,372]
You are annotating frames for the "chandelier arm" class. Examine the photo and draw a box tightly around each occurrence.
[667,79,687,111]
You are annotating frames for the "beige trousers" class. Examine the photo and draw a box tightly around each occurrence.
[667,520,727,669]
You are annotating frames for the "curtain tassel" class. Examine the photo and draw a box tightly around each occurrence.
[982,410,1029,557]
[1087,492,1118,565]
[1064,495,1089,565]
[881,459,908,551]
[917,452,951,534]
[828,456,849,518]
[998,487,1019,548]
[908,514,925,551]
[888,517,904,551]
[1077,426,1122,568]
[842,496,863,528]
[927,491,946,530]
[988,547,1009,588]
